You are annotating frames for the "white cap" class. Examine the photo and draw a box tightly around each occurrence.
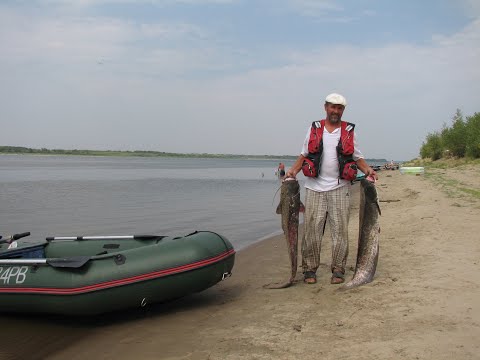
[325,93,347,106]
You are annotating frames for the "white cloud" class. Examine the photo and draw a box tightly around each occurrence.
[0,9,218,75]
[0,11,132,63]
[433,17,480,46]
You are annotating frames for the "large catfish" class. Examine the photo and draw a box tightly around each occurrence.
[264,177,304,289]
[340,178,381,290]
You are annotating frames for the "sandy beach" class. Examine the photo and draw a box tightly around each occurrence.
[1,165,479,360]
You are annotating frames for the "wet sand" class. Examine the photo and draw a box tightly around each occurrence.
[1,167,479,360]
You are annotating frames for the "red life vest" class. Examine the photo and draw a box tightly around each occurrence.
[302,120,358,181]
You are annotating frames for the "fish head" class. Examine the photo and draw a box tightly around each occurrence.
[276,177,301,215]
[361,178,379,202]
[282,177,300,195]
[360,178,381,215]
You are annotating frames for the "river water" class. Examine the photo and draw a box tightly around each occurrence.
[1,154,302,358]
[0,154,297,250]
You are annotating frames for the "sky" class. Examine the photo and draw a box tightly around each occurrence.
[0,0,479,161]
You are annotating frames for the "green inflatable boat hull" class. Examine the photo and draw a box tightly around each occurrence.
[0,231,235,315]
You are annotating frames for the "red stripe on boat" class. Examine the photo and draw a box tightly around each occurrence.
[0,249,235,295]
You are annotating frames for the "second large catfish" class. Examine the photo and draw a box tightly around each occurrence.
[340,178,381,290]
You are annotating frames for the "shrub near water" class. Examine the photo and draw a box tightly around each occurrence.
[420,110,480,160]
[420,132,443,160]
[465,113,480,158]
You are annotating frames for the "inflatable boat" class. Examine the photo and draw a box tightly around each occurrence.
[0,231,235,315]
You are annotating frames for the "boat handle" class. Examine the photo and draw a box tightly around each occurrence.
[114,254,126,265]
[0,232,30,244]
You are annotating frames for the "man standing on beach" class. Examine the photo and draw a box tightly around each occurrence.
[285,93,377,285]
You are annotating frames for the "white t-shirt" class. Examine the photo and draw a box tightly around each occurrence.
[300,123,364,192]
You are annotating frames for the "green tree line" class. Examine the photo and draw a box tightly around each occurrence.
[0,146,300,160]
[420,110,480,160]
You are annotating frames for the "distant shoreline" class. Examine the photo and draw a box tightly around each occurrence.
[0,146,388,163]
[0,146,297,160]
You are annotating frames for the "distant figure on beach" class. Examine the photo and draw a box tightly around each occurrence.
[277,162,286,179]
[285,93,377,285]
[384,160,398,170]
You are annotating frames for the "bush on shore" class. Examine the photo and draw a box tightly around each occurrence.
[420,110,480,160]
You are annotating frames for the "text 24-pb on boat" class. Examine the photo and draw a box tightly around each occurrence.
[0,231,235,315]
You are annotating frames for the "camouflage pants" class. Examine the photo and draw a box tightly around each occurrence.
[301,185,351,274]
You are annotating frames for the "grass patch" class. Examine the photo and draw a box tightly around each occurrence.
[424,166,480,201]
[458,187,480,199]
